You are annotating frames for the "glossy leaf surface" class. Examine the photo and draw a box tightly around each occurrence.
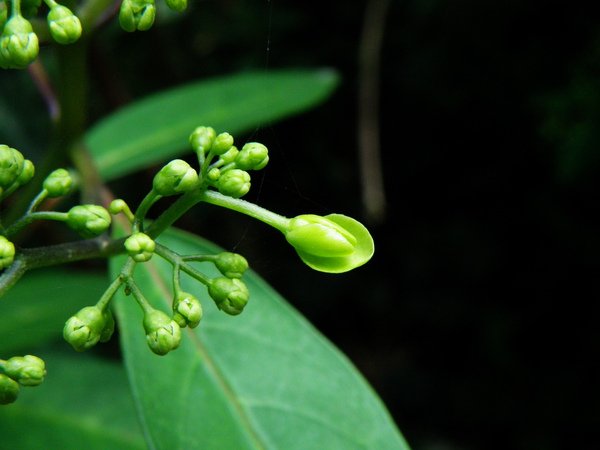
[111,227,409,450]
[0,268,106,354]
[87,69,339,180]
[0,352,145,450]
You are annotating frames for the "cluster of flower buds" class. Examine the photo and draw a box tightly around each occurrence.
[0,354,46,404]
[119,0,187,33]
[189,126,269,198]
[1,144,112,275]
[0,0,81,69]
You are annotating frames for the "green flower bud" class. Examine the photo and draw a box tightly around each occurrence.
[143,310,181,355]
[172,292,202,328]
[207,167,220,181]
[165,0,187,12]
[284,214,375,273]
[218,145,239,165]
[216,169,250,198]
[0,236,15,270]
[3,355,46,386]
[0,145,24,189]
[189,126,216,154]
[153,159,198,196]
[99,308,115,343]
[124,232,155,262]
[235,142,269,171]
[15,159,34,187]
[214,252,248,278]
[43,168,73,197]
[119,0,156,32]
[63,306,107,352]
[212,132,234,155]
[66,205,111,238]
[0,374,19,405]
[0,16,39,69]
[208,277,249,315]
[47,5,82,45]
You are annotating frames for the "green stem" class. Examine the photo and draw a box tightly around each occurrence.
[154,244,210,285]
[200,190,290,231]
[5,211,68,237]
[133,190,161,232]
[126,279,153,314]
[96,275,123,310]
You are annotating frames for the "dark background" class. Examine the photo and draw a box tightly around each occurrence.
[101,1,600,449]
[5,1,600,449]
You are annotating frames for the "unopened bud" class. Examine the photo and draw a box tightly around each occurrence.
[165,0,187,12]
[2,355,46,386]
[119,0,156,32]
[214,252,248,278]
[216,169,250,198]
[66,205,111,238]
[63,306,107,352]
[124,232,155,262]
[172,292,202,328]
[0,236,15,270]
[189,126,216,154]
[153,159,198,196]
[208,277,249,315]
[43,168,74,197]
[47,5,82,45]
[235,142,269,171]
[212,132,234,155]
[0,16,39,69]
[143,310,181,355]
[0,374,19,405]
[0,145,24,189]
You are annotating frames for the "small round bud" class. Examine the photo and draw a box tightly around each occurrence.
[153,159,198,196]
[124,232,155,262]
[109,199,128,215]
[63,306,107,352]
[235,142,269,171]
[43,168,73,197]
[15,159,34,187]
[214,252,248,278]
[218,146,239,165]
[208,277,249,315]
[99,308,115,343]
[164,0,187,12]
[66,205,111,238]
[207,167,221,181]
[0,374,19,405]
[47,5,82,45]
[0,236,16,270]
[189,126,216,154]
[119,0,156,32]
[172,292,202,328]
[0,16,39,69]
[3,355,46,386]
[212,132,234,155]
[216,169,250,198]
[0,145,24,189]
[143,310,181,355]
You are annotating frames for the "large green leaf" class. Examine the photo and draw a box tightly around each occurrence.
[87,69,339,180]
[0,351,145,450]
[111,227,409,450]
[0,268,107,354]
